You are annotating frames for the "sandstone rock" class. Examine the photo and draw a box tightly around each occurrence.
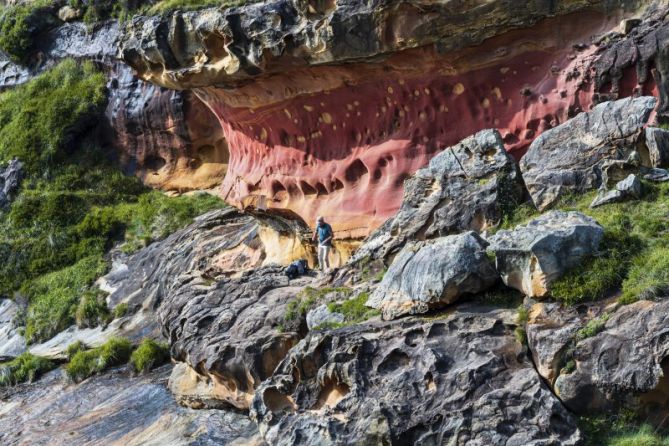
[590,173,642,208]
[366,232,498,320]
[306,304,344,330]
[251,311,581,445]
[0,364,263,445]
[645,127,669,168]
[545,298,669,426]
[168,362,236,410]
[0,298,26,361]
[525,303,582,384]
[353,129,524,262]
[160,267,313,410]
[488,211,604,298]
[119,1,664,238]
[0,159,24,210]
[520,97,656,210]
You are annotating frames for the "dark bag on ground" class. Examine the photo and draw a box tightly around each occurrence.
[286,259,308,279]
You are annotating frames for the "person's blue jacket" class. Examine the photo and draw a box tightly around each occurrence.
[316,223,333,246]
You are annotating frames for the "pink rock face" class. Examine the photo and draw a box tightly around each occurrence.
[192,11,657,236]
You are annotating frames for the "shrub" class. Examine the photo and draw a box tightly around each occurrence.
[0,352,55,386]
[516,305,529,325]
[65,340,87,360]
[75,288,111,328]
[113,302,129,319]
[326,292,379,325]
[130,339,170,373]
[23,255,108,344]
[65,337,133,382]
[0,0,57,64]
[608,425,669,446]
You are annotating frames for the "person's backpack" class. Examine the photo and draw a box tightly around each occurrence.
[286,259,309,279]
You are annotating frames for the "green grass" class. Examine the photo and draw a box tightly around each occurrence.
[113,302,129,319]
[65,340,87,360]
[130,339,170,373]
[146,0,252,14]
[0,60,224,345]
[65,337,133,383]
[516,181,669,305]
[580,410,669,446]
[516,305,529,324]
[0,0,56,64]
[325,292,380,326]
[575,313,610,341]
[75,288,112,329]
[0,352,55,386]
[23,255,108,344]
[620,248,669,304]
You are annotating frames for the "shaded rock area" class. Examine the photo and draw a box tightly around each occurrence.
[0,298,26,361]
[0,364,264,446]
[0,159,24,211]
[520,96,656,210]
[353,129,524,262]
[366,232,498,320]
[251,309,582,446]
[488,211,604,298]
[551,298,669,424]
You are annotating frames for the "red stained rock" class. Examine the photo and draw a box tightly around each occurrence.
[192,11,659,236]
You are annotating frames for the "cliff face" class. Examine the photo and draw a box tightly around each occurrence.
[120,0,659,236]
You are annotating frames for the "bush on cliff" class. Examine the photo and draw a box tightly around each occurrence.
[0,0,58,64]
[65,337,133,382]
[0,352,56,386]
[130,338,170,373]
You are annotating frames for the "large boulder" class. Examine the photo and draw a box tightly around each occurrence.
[488,211,603,298]
[250,311,581,445]
[352,129,524,262]
[520,97,657,210]
[366,232,498,320]
[553,298,669,424]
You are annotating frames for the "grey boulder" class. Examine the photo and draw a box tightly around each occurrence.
[352,129,524,262]
[520,97,656,210]
[488,211,603,298]
[645,126,669,168]
[366,232,498,320]
[250,311,581,446]
[306,304,345,330]
[0,159,24,211]
[0,298,26,361]
[590,173,642,208]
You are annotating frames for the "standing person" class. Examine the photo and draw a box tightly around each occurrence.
[312,216,333,272]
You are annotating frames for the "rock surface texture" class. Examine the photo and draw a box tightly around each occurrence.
[353,129,524,261]
[0,365,264,446]
[251,311,582,445]
[0,159,24,211]
[521,97,656,210]
[590,173,642,208]
[366,232,498,320]
[120,0,663,236]
[488,211,604,298]
[0,299,26,361]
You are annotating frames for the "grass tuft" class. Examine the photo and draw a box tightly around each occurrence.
[130,338,170,374]
[65,337,133,383]
[0,352,55,386]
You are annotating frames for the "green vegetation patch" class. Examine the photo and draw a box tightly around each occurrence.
[0,0,58,64]
[580,410,669,446]
[0,61,225,345]
[0,352,56,386]
[65,337,133,382]
[324,291,380,327]
[620,248,669,304]
[130,338,170,373]
[575,313,610,341]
